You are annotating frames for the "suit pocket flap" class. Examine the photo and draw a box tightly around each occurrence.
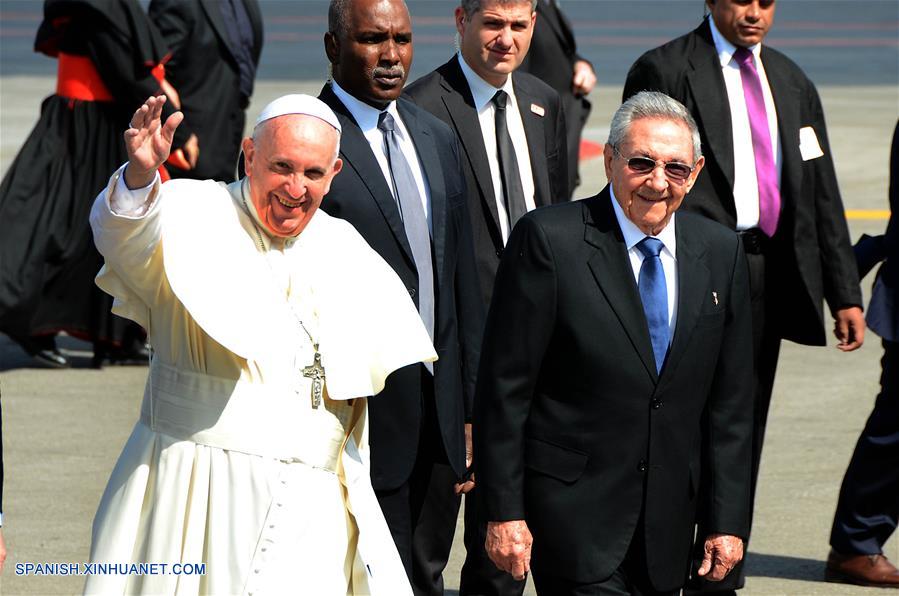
[525,437,588,483]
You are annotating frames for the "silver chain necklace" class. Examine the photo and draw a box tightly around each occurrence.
[240,181,325,408]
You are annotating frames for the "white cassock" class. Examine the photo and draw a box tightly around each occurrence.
[84,165,436,595]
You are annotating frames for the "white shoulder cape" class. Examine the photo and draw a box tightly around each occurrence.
[96,175,437,399]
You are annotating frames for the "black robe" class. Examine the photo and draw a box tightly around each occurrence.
[0,0,170,346]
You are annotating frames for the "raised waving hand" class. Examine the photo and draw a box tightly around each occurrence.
[123,95,183,189]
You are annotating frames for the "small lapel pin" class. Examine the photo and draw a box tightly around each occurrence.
[712,291,719,305]
[530,103,545,117]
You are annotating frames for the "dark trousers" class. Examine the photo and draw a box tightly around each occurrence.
[410,467,526,596]
[532,517,679,596]
[687,243,780,594]
[830,339,899,555]
[411,461,461,595]
[375,378,460,596]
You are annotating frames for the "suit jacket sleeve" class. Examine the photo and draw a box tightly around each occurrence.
[884,121,899,285]
[147,0,198,147]
[803,83,863,310]
[703,235,754,537]
[623,51,678,102]
[475,214,556,521]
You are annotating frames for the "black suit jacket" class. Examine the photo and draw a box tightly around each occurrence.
[149,0,263,181]
[624,19,862,346]
[519,0,591,196]
[318,84,484,490]
[882,121,898,285]
[475,189,753,589]
[405,57,569,309]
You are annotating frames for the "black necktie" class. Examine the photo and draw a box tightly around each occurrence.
[492,90,528,231]
[377,112,435,372]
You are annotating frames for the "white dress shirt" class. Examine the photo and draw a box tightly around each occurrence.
[609,188,679,336]
[457,53,536,243]
[709,17,782,231]
[330,80,433,233]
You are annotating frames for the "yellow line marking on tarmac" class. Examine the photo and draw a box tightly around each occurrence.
[846,210,890,220]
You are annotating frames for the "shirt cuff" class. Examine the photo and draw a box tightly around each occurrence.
[110,166,160,217]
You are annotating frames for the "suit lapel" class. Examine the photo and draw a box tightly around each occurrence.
[399,99,447,286]
[584,190,658,382]
[319,85,416,267]
[514,76,551,207]
[657,220,709,390]
[199,0,239,65]
[762,47,803,218]
[439,60,502,235]
[686,22,735,193]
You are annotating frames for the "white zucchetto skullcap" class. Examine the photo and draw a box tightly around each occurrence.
[255,94,341,132]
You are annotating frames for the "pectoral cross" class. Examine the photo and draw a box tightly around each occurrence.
[303,346,325,409]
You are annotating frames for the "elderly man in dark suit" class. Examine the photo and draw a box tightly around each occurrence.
[826,122,899,588]
[519,0,595,196]
[404,2,566,592]
[476,91,754,596]
[149,0,263,181]
[623,2,865,592]
[317,0,484,592]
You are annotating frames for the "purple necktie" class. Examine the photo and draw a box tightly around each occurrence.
[734,46,780,237]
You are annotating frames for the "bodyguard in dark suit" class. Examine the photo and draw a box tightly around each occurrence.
[318,0,483,591]
[826,121,899,588]
[405,2,566,592]
[149,0,263,181]
[476,91,753,595]
[405,0,568,311]
[623,2,865,591]
[519,0,596,196]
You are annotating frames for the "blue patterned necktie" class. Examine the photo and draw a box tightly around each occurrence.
[378,111,435,373]
[636,237,669,373]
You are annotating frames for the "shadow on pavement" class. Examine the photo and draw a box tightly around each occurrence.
[746,551,825,582]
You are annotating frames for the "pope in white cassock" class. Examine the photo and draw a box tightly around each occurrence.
[84,94,436,595]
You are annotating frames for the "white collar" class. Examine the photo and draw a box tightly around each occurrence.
[457,52,516,111]
[329,79,403,136]
[708,16,761,68]
[609,186,677,258]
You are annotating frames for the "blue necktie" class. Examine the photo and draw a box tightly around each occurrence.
[637,237,669,373]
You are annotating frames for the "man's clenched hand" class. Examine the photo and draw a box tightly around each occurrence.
[486,520,532,581]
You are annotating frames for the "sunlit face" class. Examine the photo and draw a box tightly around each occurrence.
[242,115,343,238]
[604,117,704,236]
[707,0,775,48]
[455,0,536,87]
[325,0,413,109]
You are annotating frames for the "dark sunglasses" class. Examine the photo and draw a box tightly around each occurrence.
[612,145,694,182]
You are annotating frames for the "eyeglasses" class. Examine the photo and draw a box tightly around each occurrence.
[612,145,694,183]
